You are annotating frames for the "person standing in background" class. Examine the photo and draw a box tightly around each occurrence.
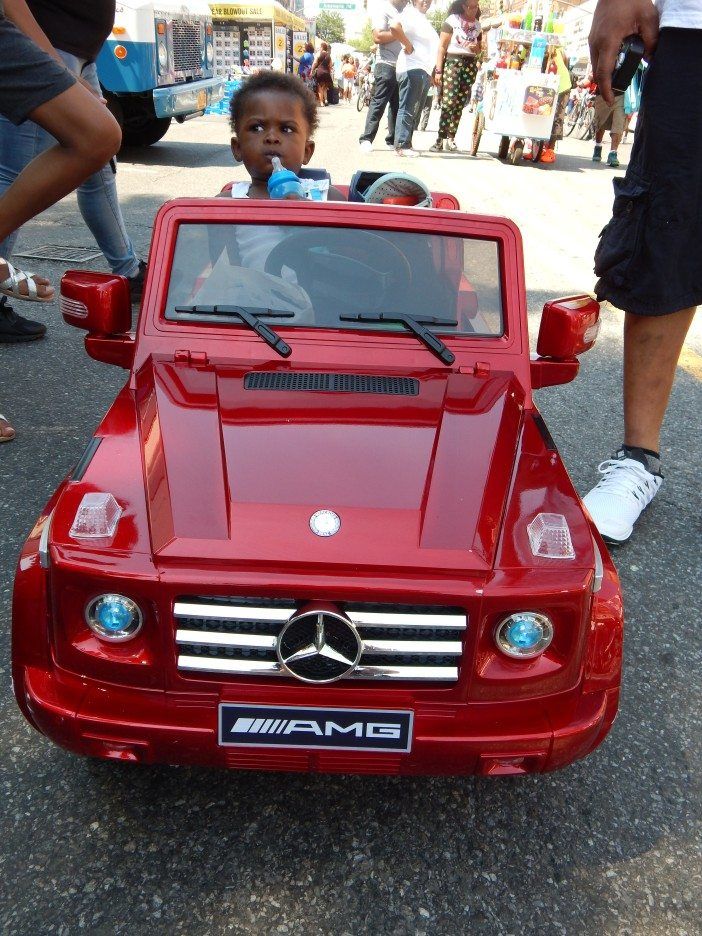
[0,0,145,346]
[430,0,482,152]
[584,0,700,544]
[311,41,333,106]
[296,41,315,86]
[391,0,439,156]
[341,55,356,103]
[592,89,626,167]
[0,0,121,439]
[359,0,409,152]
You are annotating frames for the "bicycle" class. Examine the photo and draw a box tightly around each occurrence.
[564,91,595,140]
[356,72,373,112]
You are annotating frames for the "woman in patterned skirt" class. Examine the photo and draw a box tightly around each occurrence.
[430,0,481,152]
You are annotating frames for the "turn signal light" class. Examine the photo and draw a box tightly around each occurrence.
[114,45,128,60]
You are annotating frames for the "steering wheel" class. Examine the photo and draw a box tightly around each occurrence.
[264,229,412,317]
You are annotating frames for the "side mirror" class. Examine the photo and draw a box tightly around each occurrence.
[60,271,134,369]
[531,295,600,389]
[537,295,600,359]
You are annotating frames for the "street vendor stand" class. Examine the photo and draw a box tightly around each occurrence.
[472,26,564,164]
[211,2,307,74]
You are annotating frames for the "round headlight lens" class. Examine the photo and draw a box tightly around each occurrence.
[86,594,143,642]
[158,40,169,70]
[495,612,553,659]
[206,40,214,64]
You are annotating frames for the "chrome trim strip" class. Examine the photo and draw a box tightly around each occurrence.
[592,535,604,594]
[350,665,458,681]
[349,611,466,629]
[175,629,277,649]
[361,638,463,655]
[178,655,281,674]
[174,602,294,622]
[177,655,457,681]
[38,511,54,570]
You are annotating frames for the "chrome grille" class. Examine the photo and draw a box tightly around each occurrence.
[172,19,203,75]
[175,598,465,682]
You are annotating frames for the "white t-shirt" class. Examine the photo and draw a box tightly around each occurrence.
[396,4,440,75]
[656,0,702,28]
[443,12,481,56]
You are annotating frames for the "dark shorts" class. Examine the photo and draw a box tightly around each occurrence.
[0,15,76,126]
[594,28,702,316]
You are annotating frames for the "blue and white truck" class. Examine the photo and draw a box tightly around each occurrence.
[97,1,224,147]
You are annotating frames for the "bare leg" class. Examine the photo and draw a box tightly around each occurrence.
[623,307,697,451]
[0,81,120,244]
[609,131,622,154]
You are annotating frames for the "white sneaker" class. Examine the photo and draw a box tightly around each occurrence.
[396,147,419,157]
[583,451,663,544]
[359,140,372,153]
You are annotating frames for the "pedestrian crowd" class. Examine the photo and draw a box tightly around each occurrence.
[1,0,700,549]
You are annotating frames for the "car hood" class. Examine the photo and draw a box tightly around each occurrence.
[138,362,525,574]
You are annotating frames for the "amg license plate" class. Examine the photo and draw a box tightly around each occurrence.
[219,704,413,753]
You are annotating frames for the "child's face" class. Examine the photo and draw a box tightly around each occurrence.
[231,91,314,182]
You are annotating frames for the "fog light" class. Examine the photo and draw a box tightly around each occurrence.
[86,594,143,641]
[495,612,553,659]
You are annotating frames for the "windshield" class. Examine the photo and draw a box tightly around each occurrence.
[165,223,504,337]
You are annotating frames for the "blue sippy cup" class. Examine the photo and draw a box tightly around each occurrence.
[267,156,303,199]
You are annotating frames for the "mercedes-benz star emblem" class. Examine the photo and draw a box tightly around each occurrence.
[277,610,362,683]
[309,509,340,537]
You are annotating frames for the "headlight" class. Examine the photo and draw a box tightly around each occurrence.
[86,594,143,642]
[206,40,214,64]
[494,612,553,659]
[158,39,169,70]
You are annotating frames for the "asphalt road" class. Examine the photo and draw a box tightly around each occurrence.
[1,105,700,935]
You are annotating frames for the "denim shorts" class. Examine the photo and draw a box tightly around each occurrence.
[0,15,75,125]
[594,28,702,316]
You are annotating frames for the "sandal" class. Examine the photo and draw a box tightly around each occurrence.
[0,259,54,303]
[0,413,15,443]
[429,140,444,152]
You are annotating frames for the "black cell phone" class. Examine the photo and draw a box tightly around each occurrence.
[611,34,645,93]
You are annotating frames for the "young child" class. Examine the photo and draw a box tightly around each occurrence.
[202,73,344,305]
[225,71,345,201]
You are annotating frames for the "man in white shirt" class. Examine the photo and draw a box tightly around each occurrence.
[359,0,409,151]
[584,0,701,543]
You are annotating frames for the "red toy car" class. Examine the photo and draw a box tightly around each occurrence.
[12,196,623,776]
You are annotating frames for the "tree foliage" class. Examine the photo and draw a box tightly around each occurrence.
[350,19,374,53]
[315,11,346,43]
[428,5,448,33]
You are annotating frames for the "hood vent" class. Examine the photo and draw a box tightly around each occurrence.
[244,372,419,395]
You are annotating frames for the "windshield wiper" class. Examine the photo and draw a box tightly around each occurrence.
[340,313,457,365]
[174,305,292,358]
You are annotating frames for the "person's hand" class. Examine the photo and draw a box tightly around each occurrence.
[79,76,107,104]
[589,0,659,103]
[404,42,414,54]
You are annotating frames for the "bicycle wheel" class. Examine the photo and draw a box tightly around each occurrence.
[564,102,580,136]
[578,108,595,140]
[356,90,365,112]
